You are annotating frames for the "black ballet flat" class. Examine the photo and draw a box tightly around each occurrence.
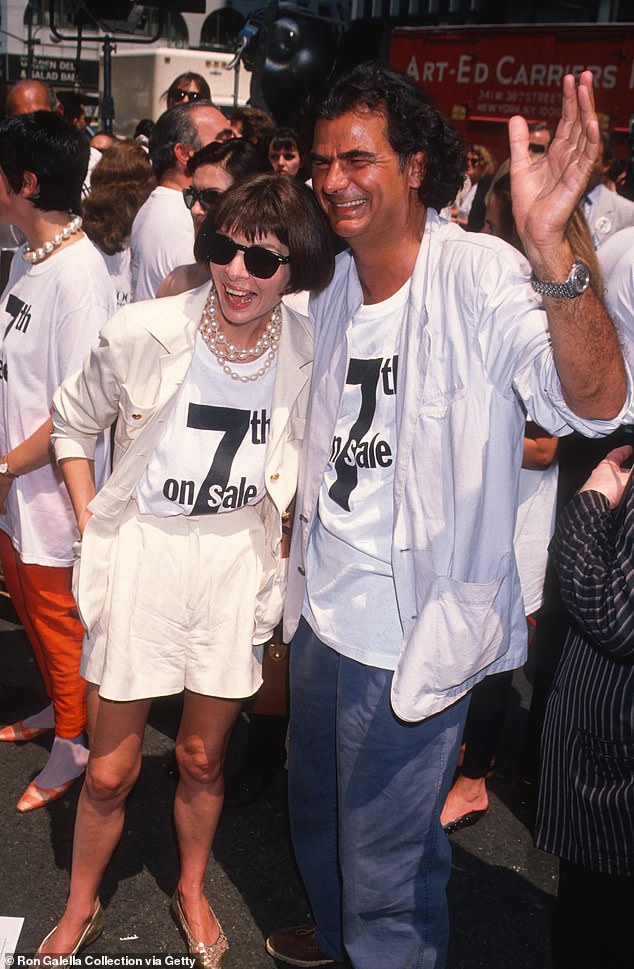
[443,808,488,835]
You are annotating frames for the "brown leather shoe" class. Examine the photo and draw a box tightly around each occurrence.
[265,923,335,967]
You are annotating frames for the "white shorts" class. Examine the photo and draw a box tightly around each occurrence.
[80,502,265,702]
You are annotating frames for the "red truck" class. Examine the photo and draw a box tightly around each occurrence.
[389,24,634,161]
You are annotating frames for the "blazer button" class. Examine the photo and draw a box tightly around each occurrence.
[270,472,279,481]
[132,413,143,420]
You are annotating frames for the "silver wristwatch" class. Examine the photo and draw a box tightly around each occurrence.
[531,259,590,299]
[0,458,16,478]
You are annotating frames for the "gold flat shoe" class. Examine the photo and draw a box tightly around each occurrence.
[37,901,104,960]
[170,891,228,969]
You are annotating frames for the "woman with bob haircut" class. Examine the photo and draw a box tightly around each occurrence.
[82,139,156,307]
[40,173,335,966]
[268,127,305,179]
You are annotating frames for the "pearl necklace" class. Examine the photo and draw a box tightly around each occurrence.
[199,287,282,382]
[23,215,83,265]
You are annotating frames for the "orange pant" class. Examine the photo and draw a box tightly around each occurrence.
[0,530,87,738]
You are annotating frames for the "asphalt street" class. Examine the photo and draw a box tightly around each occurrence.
[0,617,558,969]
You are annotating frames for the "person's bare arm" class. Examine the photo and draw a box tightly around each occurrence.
[0,417,55,512]
[57,457,97,537]
[510,72,626,420]
[522,422,558,471]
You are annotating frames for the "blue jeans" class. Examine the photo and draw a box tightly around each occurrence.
[288,618,469,969]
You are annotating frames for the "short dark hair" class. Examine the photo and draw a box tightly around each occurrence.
[195,173,335,294]
[57,90,85,123]
[314,62,466,211]
[165,72,211,104]
[269,127,301,155]
[186,139,269,180]
[149,102,213,180]
[0,111,88,212]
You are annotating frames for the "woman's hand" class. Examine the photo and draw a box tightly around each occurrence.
[578,444,633,509]
[76,508,93,539]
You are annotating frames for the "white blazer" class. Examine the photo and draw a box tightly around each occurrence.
[52,283,312,641]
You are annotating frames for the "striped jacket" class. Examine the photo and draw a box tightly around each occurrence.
[535,486,634,875]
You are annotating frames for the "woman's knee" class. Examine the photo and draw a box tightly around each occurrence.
[175,740,224,787]
[85,756,141,802]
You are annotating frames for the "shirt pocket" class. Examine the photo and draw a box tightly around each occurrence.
[418,382,466,419]
[116,385,157,450]
[428,572,509,691]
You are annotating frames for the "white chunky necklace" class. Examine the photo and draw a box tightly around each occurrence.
[23,214,83,265]
[199,287,282,382]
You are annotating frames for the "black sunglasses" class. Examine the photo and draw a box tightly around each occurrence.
[528,143,547,154]
[202,231,290,279]
[182,186,221,212]
[170,88,202,102]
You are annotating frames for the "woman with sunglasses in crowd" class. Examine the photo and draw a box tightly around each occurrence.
[165,72,211,109]
[157,138,268,299]
[38,174,334,967]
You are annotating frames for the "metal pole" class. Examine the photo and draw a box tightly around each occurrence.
[101,35,115,134]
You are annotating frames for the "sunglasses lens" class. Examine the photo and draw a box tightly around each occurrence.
[207,233,237,265]
[182,188,194,209]
[529,143,546,154]
[244,247,280,279]
[200,189,220,210]
[206,233,286,279]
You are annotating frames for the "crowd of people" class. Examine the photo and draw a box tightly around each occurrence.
[0,61,633,969]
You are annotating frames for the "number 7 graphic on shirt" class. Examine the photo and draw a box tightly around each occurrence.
[328,358,382,512]
[187,403,250,514]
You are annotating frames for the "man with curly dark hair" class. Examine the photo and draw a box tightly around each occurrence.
[266,63,629,969]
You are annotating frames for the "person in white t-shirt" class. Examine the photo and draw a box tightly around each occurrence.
[40,175,334,965]
[0,111,116,812]
[129,100,227,301]
[82,139,156,308]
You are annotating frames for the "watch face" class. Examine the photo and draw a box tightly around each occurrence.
[570,261,590,295]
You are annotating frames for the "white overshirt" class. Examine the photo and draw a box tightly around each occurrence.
[285,211,632,721]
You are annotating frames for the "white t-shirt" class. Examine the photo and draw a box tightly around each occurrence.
[134,333,276,516]
[0,236,116,566]
[99,246,132,310]
[513,459,558,616]
[304,280,409,670]
[130,186,195,302]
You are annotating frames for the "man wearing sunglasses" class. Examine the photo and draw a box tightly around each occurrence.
[130,100,226,302]
[267,63,630,969]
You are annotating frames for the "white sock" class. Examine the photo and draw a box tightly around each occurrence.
[34,734,89,789]
[21,703,55,731]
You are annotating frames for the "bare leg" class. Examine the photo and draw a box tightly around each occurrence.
[440,773,489,827]
[40,684,151,955]
[173,690,242,943]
